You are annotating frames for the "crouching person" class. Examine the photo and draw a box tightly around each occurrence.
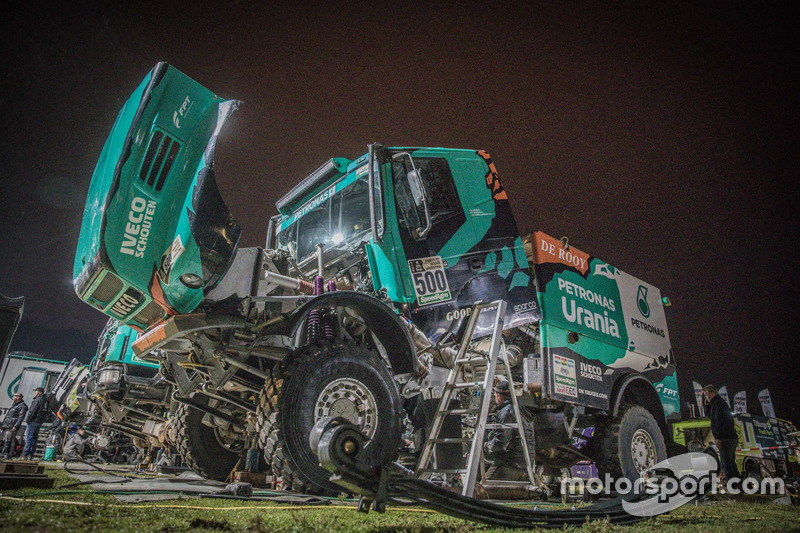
[62,427,88,461]
[483,380,530,481]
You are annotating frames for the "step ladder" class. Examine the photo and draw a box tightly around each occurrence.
[415,300,537,497]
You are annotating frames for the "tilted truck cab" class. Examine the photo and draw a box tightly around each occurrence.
[74,63,241,331]
[74,62,682,489]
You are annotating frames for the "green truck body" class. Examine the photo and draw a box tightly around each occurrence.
[72,62,682,486]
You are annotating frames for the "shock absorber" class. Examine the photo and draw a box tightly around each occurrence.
[306,275,326,343]
[322,280,337,340]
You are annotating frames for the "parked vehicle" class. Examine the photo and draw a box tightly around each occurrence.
[73,62,682,491]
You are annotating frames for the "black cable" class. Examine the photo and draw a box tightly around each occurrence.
[58,459,134,488]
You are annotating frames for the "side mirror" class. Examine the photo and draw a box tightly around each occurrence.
[406,169,432,240]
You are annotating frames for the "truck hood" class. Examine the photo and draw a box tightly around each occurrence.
[74,63,242,330]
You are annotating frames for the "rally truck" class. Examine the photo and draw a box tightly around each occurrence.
[673,414,799,491]
[72,62,681,491]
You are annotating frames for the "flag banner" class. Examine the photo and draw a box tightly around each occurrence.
[758,388,775,418]
[693,381,706,417]
[734,390,747,414]
[718,386,730,408]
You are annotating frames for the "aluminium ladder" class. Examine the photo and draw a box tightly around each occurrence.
[415,300,537,497]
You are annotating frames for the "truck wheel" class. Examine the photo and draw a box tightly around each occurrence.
[593,405,667,482]
[703,447,720,474]
[175,395,242,481]
[257,341,403,494]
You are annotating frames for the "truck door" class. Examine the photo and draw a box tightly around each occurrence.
[17,367,47,402]
[389,149,540,338]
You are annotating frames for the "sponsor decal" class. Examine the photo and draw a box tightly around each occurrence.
[109,288,143,318]
[630,317,666,338]
[655,382,679,399]
[157,235,185,285]
[445,307,472,321]
[172,95,193,129]
[559,277,621,339]
[513,301,538,314]
[532,232,590,275]
[578,388,608,399]
[408,256,452,306]
[637,285,651,318]
[119,196,157,258]
[553,354,578,397]
[579,362,603,382]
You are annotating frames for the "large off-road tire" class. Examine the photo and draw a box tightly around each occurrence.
[593,405,667,482]
[257,341,403,494]
[175,395,241,481]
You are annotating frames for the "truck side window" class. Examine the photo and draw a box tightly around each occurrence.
[393,157,462,234]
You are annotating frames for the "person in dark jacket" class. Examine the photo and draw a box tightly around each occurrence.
[483,380,530,481]
[22,387,49,461]
[1,392,27,459]
[62,427,87,460]
[703,384,739,481]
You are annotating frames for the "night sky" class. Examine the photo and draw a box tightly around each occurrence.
[1,3,797,424]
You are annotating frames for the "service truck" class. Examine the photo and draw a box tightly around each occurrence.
[673,413,799,491]
[73,62,681,491]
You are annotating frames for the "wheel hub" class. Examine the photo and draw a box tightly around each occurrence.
[630,428,657,473]
[315,378,378,440]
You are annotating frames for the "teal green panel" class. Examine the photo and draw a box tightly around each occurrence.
[542,323,627,366]
[654,371,681,417]
[481,251,497,273]
[509,271,530,290]
[538,258,629,351]
[74,73,152,279]
[497,246,514,279]
[427,153,493,268]
[513,237,527,269]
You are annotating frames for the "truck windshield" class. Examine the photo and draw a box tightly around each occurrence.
[276,168,380,266]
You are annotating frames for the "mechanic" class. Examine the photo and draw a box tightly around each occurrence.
[483,380,529,481]
[62,427,88,460]
[703,384,740,483]
[1,392,27,459]
[22,387,49,461]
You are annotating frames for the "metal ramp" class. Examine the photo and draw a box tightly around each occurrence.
[415,300,538,497]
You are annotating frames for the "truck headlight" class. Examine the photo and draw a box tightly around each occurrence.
[97,367,122,386]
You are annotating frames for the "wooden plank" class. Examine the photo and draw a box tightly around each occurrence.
[0,473,55,489]
[0,461,45,474]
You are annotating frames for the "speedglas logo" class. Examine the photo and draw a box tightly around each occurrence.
[637,285,650,318]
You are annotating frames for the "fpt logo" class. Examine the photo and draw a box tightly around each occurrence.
[637,285,650,318]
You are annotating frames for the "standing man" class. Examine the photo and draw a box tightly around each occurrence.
[483,380,530,481]
[1,392,27,459]
[703,384,740,482]
[22,387,48,461]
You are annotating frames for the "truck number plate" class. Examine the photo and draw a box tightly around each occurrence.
[408,256,452,306]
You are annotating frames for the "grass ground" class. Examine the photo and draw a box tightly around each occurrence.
[0,467,798,532]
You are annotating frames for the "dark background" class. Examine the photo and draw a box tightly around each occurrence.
[1,3,797,424]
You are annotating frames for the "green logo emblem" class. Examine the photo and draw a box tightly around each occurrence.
[637,285,650,318]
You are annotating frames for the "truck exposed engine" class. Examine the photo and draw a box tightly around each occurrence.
[73,62,681,497]
[48,320,179,469]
